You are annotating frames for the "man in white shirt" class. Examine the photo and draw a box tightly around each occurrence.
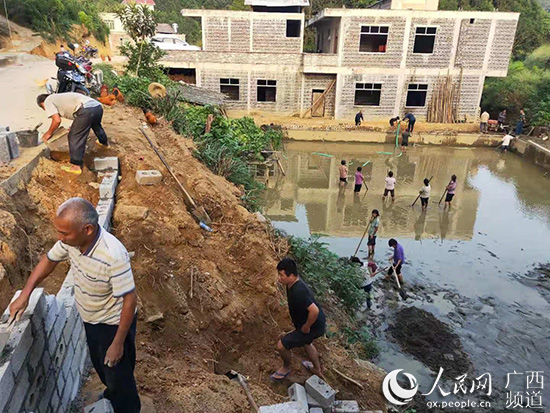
[383,171,396,201]
[480,111,490,133]
[37,93,109,175]
[9,198,140,412]
[501,133,514,153]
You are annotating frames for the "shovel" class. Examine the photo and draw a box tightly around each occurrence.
[391,263,408,301]
[352,217,373,258]
[225,370,258,412]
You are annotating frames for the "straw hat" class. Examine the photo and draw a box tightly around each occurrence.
[148,82,167,98]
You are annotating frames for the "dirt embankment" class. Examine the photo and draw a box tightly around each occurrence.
[0,104,387,412]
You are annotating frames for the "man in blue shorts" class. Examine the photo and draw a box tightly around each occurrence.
[271,258,326,380]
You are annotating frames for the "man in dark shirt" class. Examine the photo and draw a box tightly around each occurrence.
[403,113,416,133]
[271,258,326,381]
[355,110,364,126]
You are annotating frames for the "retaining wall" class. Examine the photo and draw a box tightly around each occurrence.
[511,139,550,173]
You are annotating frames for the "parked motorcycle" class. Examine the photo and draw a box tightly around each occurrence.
[81,45,99,59]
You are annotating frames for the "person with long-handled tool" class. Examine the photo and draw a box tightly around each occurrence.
[444,175,457,209]
[383,171,396,201]
[386,239,408,300]
[350,256,386,309]
[411,176,433,208]
[367,209,380,258]
[272,258,326,381]
[354,166,365,194]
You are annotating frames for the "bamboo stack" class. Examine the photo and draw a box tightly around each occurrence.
[427,75,461,123]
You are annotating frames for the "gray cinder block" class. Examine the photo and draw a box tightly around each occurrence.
[0,362,15,412]
[136,170,163,185]
[258,401,306,412]
[99,174,118,199]
[333,400,360,412]
[0,135,10,163]
[94,157,119,171]
[305,375,336,409]
[288,383,308,411]
[5,132,19,159]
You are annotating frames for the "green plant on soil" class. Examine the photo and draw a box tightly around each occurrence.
[287,236,364,313]
[340,326,380,359]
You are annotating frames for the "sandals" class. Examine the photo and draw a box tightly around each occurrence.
[270,369,291,382]
[61,166,82,175]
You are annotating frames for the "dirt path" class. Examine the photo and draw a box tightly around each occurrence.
[0,104,388,412]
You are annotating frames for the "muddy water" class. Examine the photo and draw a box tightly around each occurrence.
[261,141,550,407]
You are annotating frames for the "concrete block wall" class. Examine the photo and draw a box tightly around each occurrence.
[340,73,399,119]
[205,17,230,52]
[454,18,492,69]
[0,287,89,413]
[200,69,250,110]
[249,70,302,114]
[230,18,251,53]
[406,18,456,68]
[341,16,406,68]
[302,74,337,117]
[488,19,518,72]
[252,18,302,53]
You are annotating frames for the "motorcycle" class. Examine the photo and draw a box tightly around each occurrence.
[45,44,102,96]
[81,45,98,59]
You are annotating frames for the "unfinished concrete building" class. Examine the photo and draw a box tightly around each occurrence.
[160,0,519,121]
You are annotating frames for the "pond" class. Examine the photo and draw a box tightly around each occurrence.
[261,141,550,407]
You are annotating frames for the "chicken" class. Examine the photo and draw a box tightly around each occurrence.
[100,84,109,98]
[142,108,157,125]
[112,88,125,103]
[98,94,117,106]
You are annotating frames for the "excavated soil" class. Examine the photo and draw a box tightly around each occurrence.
[390,307,471,379]
[0,104,387,412]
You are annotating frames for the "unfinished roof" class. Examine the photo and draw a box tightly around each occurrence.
[244,0,309,7]
[174,82,226,107]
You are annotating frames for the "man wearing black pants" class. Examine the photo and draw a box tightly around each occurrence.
[37,93,109,175]
[9,198,140,412]
[403,113,416,133]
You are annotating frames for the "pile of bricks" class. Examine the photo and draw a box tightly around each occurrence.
[0,126,20,164]
[0,286,89,413]
[259,375,382,413]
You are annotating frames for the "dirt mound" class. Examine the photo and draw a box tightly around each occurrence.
[390,307,471,378]
[0,104,387,412]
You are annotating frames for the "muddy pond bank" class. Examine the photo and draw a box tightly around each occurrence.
[261,141,550,409]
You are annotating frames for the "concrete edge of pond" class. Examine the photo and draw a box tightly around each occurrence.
[511,139,550,173]
[285,129,503,147]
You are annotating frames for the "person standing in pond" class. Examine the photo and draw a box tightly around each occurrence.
[272,258,326,380]
[501,133,514,153]
[444,174,457,209]
[367,209,380,258]
[387,238,405,285]
[339,159,348,187]
[515,109,526,136]
[403,113,416,133]
[383,171,396,201]
[419,178,431,210]
[354,166,364,193]
[355,110,364,126]
[351,256,378,310]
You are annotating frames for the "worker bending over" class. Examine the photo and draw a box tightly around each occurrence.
[37,93,109,175]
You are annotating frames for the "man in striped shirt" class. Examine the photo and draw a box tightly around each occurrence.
[9,198,140,412]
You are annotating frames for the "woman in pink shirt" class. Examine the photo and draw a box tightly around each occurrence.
[444,174,457,209]
[354,166,364,193]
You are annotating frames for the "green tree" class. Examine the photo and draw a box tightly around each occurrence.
[117,3,164,77]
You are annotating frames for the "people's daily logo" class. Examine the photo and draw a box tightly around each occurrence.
[382,369,419,405]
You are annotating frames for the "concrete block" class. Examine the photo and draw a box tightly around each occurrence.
[333,400,360,412]
[52,334,69,373]
[2,318,33,377]
[57,285,75,308]
[307,393,323,409]
[25,364,46,411]
[0,362,15,412]
[2,131,20,159]
[136,170,163,185]
[305,375,336,409]
[99,175,117,199]
[258,401,306,412]
[50,386,60,412]
[37,370,56,413]
[48,303,67,354]
[7,363,30,412]
[61,342,75,380]
[0,126,8,132]
[41,349,52,379]
[310,409,323,413]
[62,305,78,347]
[1,288,46,323]
[94,157,119,171]
[60,370,74,411]
[44,295,59,335]
[71,339,84,378]
[0,134,12,163]
[27,323,46,372]
[84,398,115,413]
[71,318,83,349]
[288,383,308,411]
[71,366,82,400]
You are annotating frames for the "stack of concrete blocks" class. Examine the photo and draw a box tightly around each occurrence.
[94,157,119,232]
[260,375,364,412]
[0,286,89,412]
[0,126,19,164]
